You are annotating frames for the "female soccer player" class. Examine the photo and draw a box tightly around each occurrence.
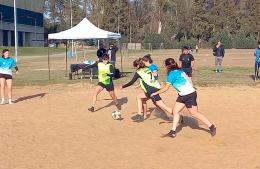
[0,49,19,104]
[121,58,179,122]
[88,54,119,112]
[151,58,216,138]
[142,54,159,81]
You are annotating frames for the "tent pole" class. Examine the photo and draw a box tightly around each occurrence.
[118,40,123,73]
[65,41,68,77]
[48,40,50,80]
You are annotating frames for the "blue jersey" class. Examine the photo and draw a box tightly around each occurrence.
[149,63,158,80]
[255,48,260,63]
[0,57,17,75]
[166,69,195,96]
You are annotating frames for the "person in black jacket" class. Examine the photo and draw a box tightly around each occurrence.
[179,46,195,79]
[96,44,107,61]
[213,41,225,73]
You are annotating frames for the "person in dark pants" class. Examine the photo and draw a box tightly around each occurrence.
[96,44,107,61]
[179,46,195,80]
[254,41,260,81]
[107,43,118,67]
[213,41,225,73]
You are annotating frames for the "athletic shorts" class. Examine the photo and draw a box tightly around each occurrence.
[182,68,192,77]
[176,91,197,108]
[98,82,114,91]
[0,73,12,79]
[144,86,162,102]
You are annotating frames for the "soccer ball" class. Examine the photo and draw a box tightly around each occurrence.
[112,110,121,120]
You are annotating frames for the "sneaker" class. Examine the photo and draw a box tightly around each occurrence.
[162,130,176,138]
[88,106,95,112]
[0,98,4,105]
[209,124,216,136]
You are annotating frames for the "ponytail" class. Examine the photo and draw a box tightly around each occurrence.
[164,58,179,74]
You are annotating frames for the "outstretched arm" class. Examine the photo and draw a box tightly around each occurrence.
[151,83,171,96]
[121,72,140,88]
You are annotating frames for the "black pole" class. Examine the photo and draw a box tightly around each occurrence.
[65,41,68,77]
[48,40,50,80]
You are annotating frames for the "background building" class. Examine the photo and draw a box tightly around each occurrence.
[0,0,44,47]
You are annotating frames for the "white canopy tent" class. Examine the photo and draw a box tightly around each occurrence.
[48,18,121,40]
[47,18,121,80]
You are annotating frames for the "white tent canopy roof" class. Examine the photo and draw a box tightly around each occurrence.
[48,18,121,40]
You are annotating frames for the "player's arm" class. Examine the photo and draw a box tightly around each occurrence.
[121,73,140,89]
[152,70,158,77]
[107,64,114,77]
[151,83,171,96]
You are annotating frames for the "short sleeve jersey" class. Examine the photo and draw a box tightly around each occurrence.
[255,48,260,63]
[0,57,17,75]
[149,63,158,80]
[166,69,195,96]
[179,54,194,68]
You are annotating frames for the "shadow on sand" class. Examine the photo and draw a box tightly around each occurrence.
[94,97,128,112]
[13,93,47,103]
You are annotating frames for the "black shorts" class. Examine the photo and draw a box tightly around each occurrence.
[182,68,192,77]
[98,82,114,91]
[176,91,197,108]
[0,73,12,79]
[144,86,162,102]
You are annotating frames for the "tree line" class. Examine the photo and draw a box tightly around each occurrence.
[44,0,260,48]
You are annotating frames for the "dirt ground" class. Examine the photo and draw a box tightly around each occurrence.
[0,84,260,169]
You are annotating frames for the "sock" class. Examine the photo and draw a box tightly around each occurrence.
[1,98,4,103]
[8,99,12,104]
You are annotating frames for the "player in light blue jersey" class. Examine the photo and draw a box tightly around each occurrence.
[151,58,216,138]
[254,41,260,81]
[0,49,19,104]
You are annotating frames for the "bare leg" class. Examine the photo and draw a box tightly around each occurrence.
[136,93,148,115]
[187,106,212,128]
[108,90,119,110]
[155,100,173,115]
[6,79,12,104]
[142,98,148,118]
[0,78,5,104]
[91,85,104,107]
[171,102,186,131]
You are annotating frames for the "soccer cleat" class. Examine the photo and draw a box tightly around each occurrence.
[162,130,176,138]
[88,106,95,112]
[209,125,217,136]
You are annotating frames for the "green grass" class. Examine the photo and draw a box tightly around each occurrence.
[1,47,258,87]
[12,66,260,87]
[0,47,65,56]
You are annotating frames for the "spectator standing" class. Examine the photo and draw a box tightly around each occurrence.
[254,41,260,81]
[107,43,118,67]
[179,46,195,79]
[0,49,19,104]
[213,41,225,73]
[195,44,199,53]
[96,44,107,61]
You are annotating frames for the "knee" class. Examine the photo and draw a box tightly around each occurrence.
[190,111,199,118]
